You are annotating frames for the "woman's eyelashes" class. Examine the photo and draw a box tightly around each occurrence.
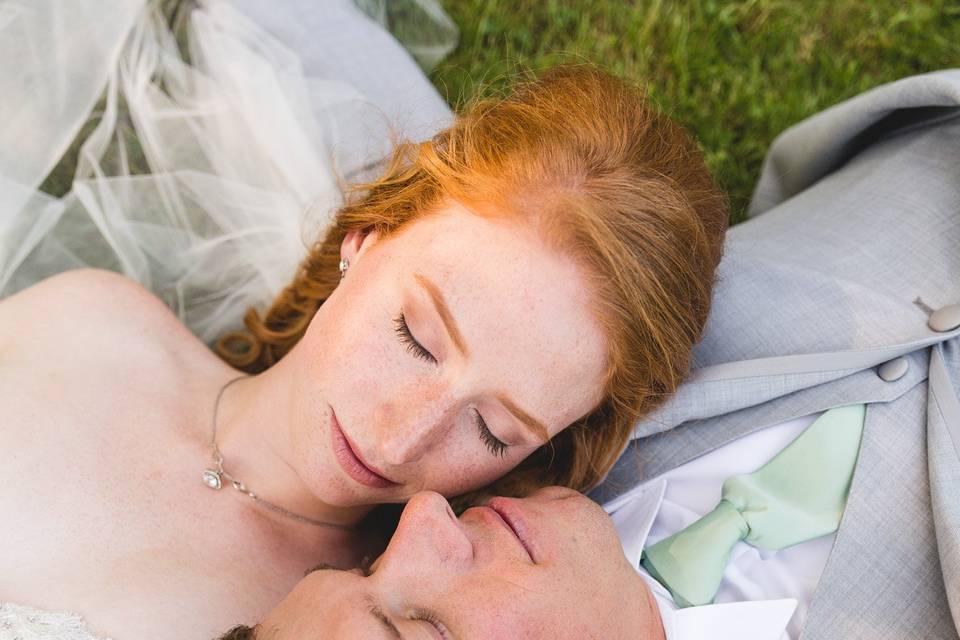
[394,309,509,458]
[475,409,508,458]
[394,311,437,364]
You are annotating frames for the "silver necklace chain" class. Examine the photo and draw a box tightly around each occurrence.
[201,375,354,530]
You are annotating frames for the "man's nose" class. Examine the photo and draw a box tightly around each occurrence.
[375,380,456,465]
[389,491,474,566]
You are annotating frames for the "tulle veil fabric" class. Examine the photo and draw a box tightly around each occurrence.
[0,0,457,344]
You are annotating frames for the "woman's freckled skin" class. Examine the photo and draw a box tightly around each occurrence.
[265,200,610,513]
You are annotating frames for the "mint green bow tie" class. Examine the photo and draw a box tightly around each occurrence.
[641,403,866,608]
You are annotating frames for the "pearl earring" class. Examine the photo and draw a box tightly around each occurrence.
[339,258,349,280]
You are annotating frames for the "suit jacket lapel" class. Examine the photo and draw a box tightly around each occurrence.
[927,338,960,631]
[631,337,952,441]
[591,349,930,504]
[800,359,959,640]
[748,69,960,218]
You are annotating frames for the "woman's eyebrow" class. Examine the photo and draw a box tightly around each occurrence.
[414,272,469,357]
[413,272,549,443]
[495,392,549,442]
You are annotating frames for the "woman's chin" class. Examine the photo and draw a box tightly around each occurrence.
[304,465,402,509]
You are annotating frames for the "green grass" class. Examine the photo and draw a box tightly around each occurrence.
[428,1,960,224]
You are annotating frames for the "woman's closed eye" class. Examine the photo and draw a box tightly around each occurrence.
[474,409,508,458]
[394,311,437,364]
[394,310,509,458]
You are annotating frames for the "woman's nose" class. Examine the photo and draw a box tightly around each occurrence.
[375,381,455,466]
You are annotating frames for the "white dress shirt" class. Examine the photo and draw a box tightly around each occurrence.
[604,411,836,640]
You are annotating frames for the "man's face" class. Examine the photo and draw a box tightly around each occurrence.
[255,488,663,639]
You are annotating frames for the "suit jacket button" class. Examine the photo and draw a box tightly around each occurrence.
[928,304,960,332]
[877,357,909,382]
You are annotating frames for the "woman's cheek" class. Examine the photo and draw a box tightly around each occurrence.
[339,321,405,394]
[436,448,514,496]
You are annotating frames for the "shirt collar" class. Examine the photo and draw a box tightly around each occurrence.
[604,478,798,640]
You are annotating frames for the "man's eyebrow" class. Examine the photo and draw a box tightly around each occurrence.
[414,272,469,358]
[366,596,403,639]
[414,271,550,444]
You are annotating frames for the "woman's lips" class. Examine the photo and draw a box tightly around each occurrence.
[330,409,398,489]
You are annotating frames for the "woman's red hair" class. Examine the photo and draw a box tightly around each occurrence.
[217,63,728,499]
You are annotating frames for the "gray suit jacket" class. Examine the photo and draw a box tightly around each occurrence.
[592,70,960,639]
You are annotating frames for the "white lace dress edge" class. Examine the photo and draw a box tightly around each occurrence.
[0,602,111,640]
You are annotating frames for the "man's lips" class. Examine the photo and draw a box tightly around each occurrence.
[330,409,398,489]
[484,498,538,563]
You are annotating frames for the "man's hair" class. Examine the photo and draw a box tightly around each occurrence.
[216,625,257,640]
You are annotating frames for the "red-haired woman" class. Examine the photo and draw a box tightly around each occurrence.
[0,2,726,638]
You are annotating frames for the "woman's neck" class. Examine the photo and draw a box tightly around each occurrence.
[203,368,374,531]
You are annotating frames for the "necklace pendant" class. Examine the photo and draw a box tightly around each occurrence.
[202,469,223,490]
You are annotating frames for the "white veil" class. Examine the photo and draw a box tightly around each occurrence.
[0,0,456,344]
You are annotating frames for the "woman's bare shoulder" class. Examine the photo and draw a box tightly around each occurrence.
[0,269,215,369]
[0,268,171,324]
[0,269,230,452]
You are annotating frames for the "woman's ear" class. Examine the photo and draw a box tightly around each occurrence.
[340,228,380,265]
